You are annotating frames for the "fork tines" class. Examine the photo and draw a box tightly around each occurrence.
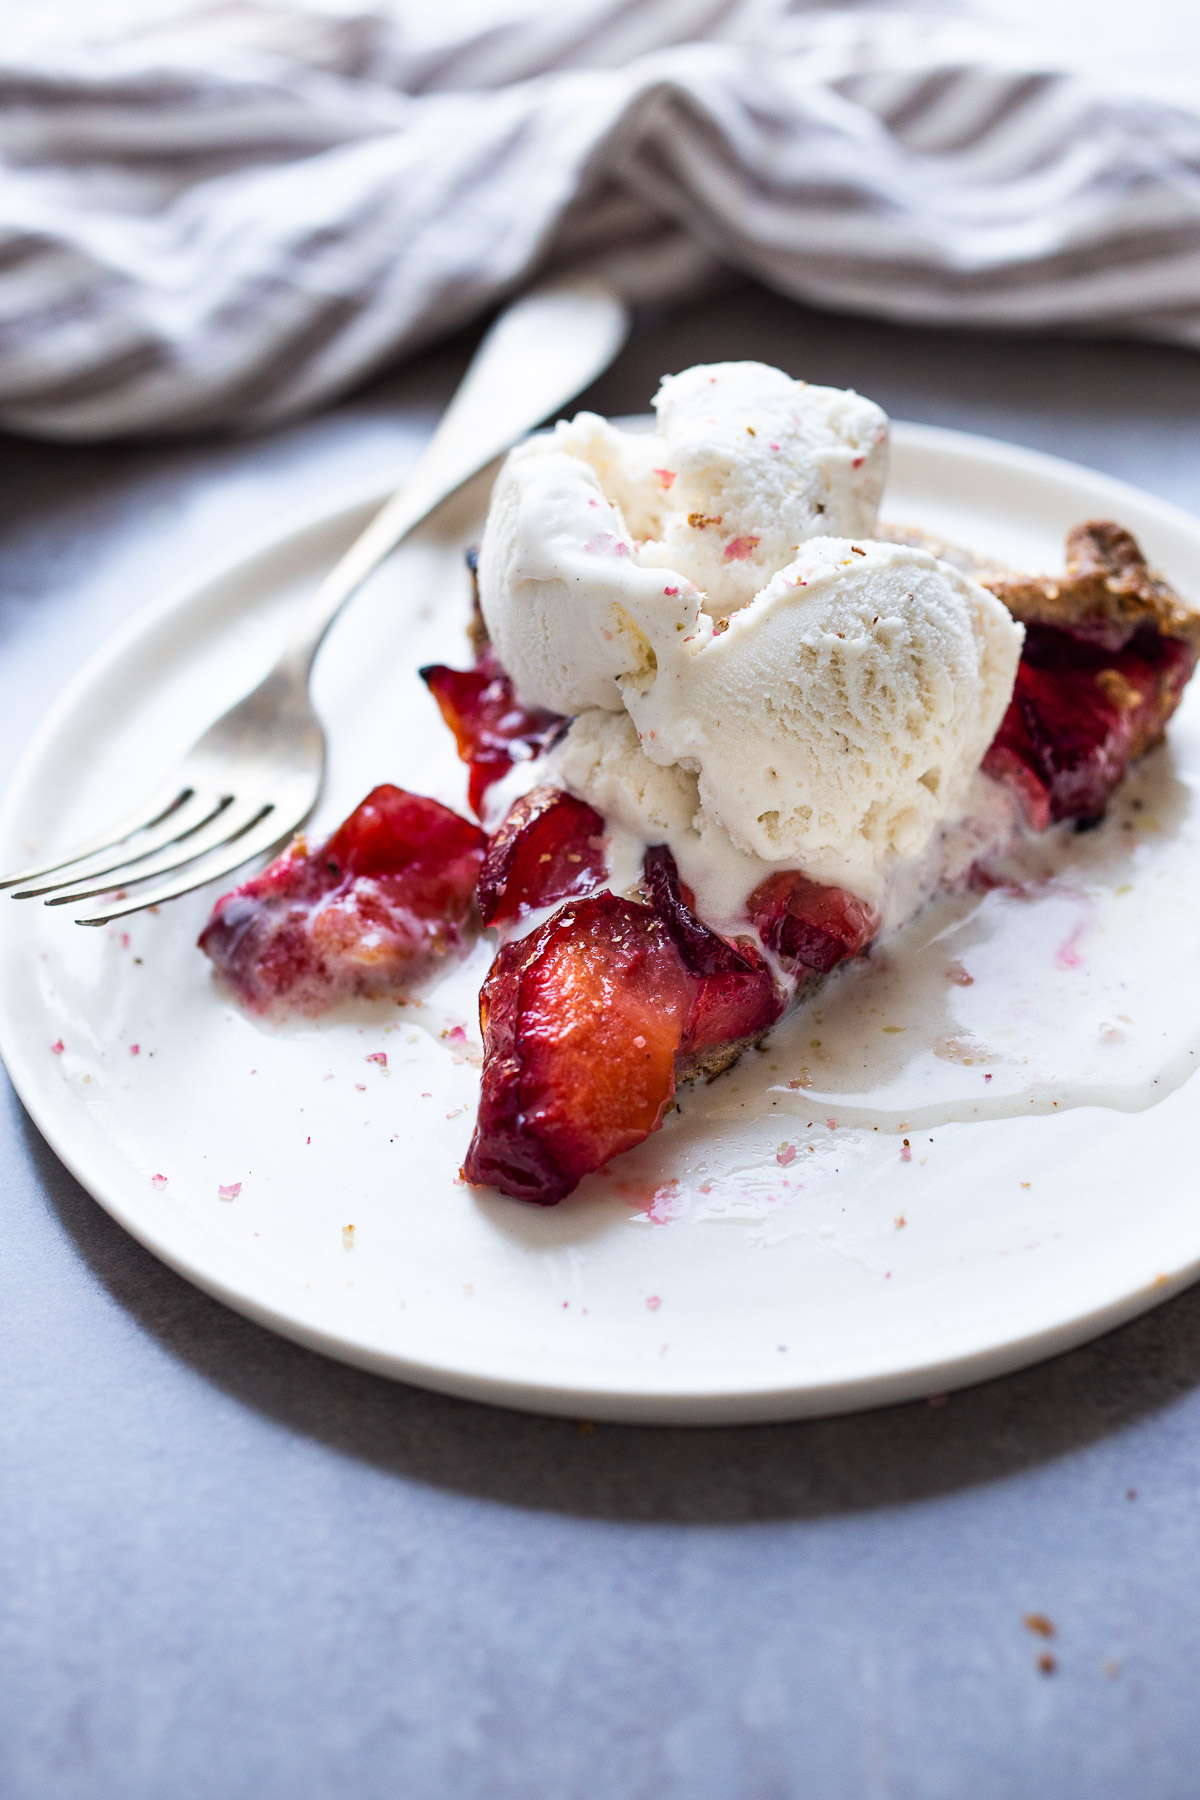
[1,786,283,925]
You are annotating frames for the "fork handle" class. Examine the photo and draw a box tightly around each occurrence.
[278,277,628,677]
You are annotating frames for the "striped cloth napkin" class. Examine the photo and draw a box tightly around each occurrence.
[2,0,1198,439]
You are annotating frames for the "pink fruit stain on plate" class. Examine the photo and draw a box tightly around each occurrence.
[218,1182,242,1201]
[636,1178,684,1225]
[1055,915,1092,970]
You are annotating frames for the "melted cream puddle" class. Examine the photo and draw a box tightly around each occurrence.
[709,749,1200,1134]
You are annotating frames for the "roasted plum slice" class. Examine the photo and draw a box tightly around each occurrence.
[643,845,785,1069]
[464,895,693,1204]
[746,869,879,978]
[982,521,1200,827]
[420,646,563,819]
[983,628,1194,826]
[476,786,607,925]
[464,852,784,1204]
[199,784,486,1014]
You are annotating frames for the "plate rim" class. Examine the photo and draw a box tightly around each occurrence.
[4,419,1200,1425]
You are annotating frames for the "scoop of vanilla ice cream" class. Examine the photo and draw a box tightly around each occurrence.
[477,440,702,716]
[551,707,700,844]
[478,362,888,713]
[623,362,888,617]
[548,708,775,928]
[621,538,1024,898]
[478,361,1022,907]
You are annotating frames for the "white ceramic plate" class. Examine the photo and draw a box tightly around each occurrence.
[4,422,1200,1425]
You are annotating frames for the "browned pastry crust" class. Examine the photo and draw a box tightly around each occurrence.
[676,1033,759,1085]
[982,521,1200,652]
[675,970,827,1085]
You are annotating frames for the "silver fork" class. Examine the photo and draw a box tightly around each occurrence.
[0,278,628,926]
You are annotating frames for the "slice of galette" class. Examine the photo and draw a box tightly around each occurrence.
[197,518,1197,1203]
[419,519,1199,1204]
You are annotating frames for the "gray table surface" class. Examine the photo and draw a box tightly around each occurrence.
[4,285,1200,1800]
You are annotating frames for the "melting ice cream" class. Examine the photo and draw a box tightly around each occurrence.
[478,361,1023,908]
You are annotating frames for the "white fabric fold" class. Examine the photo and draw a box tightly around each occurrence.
[1,0,1198,439]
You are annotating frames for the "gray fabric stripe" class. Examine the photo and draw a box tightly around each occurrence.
[0,3,1198,440]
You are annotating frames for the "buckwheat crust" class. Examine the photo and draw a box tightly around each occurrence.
[984,521,1200,652]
